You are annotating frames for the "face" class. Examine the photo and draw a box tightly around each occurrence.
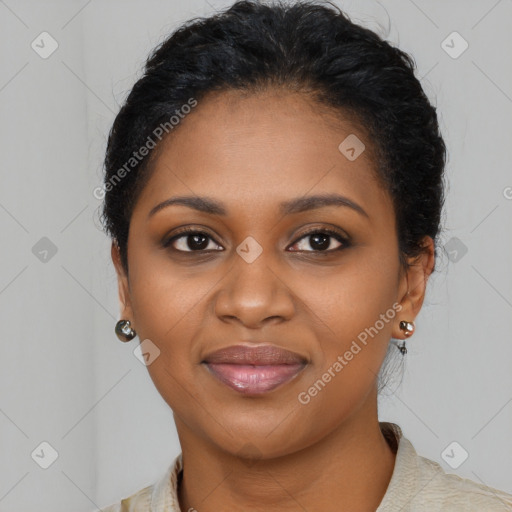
[112,89,433,459]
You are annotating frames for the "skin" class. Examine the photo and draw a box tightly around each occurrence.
[112,88,435,511]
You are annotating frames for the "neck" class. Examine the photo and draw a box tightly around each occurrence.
[176,390,396,512]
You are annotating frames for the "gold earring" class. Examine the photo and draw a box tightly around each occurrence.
[396,320,415,355]
[399,320,415,337]
[115,319,137,342]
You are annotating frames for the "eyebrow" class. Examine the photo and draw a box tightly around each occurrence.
[148,193,369,219]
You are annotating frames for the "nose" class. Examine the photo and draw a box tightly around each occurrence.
[213,250,295,329]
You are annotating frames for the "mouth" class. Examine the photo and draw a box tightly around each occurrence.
[202,344,308,395]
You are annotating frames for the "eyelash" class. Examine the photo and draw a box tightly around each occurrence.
[162,226,350,254]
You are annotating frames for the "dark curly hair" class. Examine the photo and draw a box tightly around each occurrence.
[101,0,446,282]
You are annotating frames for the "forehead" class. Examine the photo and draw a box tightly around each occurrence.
[133,89,392,222]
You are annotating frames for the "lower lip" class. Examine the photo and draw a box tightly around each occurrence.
[204,363,305,394]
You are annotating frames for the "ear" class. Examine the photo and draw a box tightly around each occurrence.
[111,242,134,324]
[393,236,435,339]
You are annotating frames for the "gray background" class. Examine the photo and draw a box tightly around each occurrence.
[0,0,511,510]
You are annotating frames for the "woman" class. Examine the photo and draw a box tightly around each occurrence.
[100,1,512,510]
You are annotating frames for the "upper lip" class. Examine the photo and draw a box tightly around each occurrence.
[202,344,308,365]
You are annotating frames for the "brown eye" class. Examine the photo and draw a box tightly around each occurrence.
[163,229,223,252]
[288,228,349,253]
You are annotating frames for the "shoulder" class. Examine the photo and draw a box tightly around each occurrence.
[410,445,512,511]
[100,484,153,512]
[378,423,512,512]
[99,453,182,512]
[417,455,512,510]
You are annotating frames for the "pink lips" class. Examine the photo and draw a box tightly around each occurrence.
[202,344,307,395]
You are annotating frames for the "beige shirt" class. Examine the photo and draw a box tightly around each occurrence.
[102,422,512,511]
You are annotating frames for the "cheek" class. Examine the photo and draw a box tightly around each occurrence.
[127,260,220,400]
[296,257,399,396]
[302,255,399,342]
[129,257,212,343]
[288,269,398,439]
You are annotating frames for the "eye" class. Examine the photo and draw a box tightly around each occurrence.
[163,228,223,252]
[163,226,350,254]
[288,228,349,253]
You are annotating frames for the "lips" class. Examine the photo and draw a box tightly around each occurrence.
[202,344,308,395]
[203,344,307,365]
